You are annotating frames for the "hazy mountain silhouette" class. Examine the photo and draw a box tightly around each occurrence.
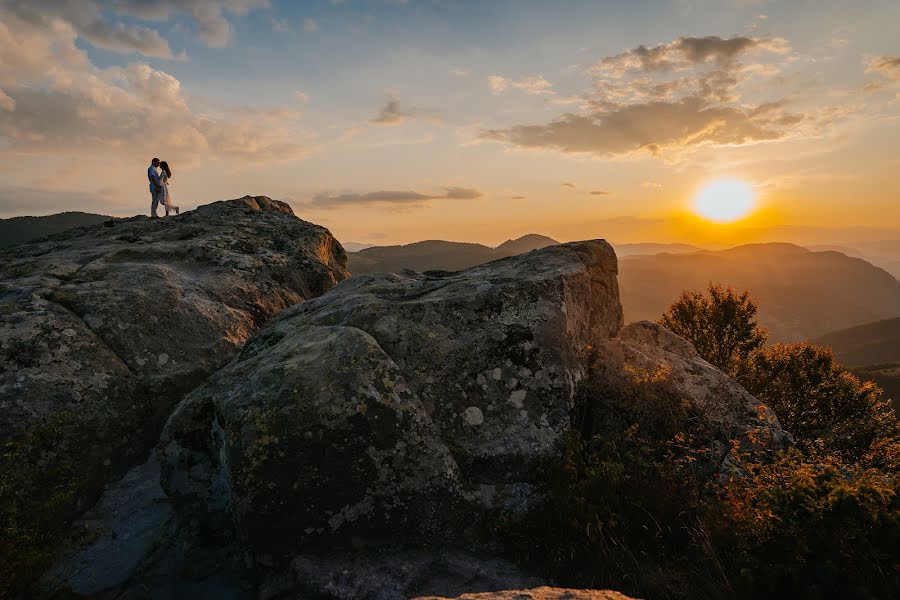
[614,242,702,257]
[813,317,900,367]
[348,234,559,274]
[813,317,900,410]
[0,212,111,248]
[619,243,900,341]
[348,236,703,274]
[350,237,900,342]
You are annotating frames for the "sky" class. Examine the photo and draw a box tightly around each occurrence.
[1,0,899,247]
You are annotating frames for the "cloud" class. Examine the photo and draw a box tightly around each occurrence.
[488,74,554,96]
[562,181,577,188]
[641,181,663,190]
[369,94,439,126]
[307,187,483,209]
[594,35,789,76]
[482,97,802,157]
[295,90,310,102]
[865,55,900,80]
[2,1,174,58]
[590,190,612,196]
[270,17,291,32]
[370,96,411,125]
[114,0,270,48]
[1,1,269,57]
[303,18,318,32]
[0,88,14,111]
[481,35,806,159]
[0,11,311,165]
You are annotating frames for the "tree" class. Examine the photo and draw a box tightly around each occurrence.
[743,343,899,468]
[658,283,768,377]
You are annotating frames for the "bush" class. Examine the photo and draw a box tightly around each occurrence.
[658,283,767,378]
[711,449,900,599]
[743,343,900,470]
[504,367,723,599]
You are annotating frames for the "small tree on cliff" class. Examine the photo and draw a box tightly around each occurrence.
[658,283,767,377]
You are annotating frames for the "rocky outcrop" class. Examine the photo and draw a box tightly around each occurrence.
[414,588,640,600]
[596,320,791,455]
[160,241,622,561]
[156,239,788,596]
[0,196,348,565]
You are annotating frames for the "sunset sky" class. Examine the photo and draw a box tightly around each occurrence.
[1,0,898,246]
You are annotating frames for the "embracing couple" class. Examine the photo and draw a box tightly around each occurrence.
[148,157,179,218]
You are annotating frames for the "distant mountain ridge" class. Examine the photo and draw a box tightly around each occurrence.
[350,237,900,342]
[0,212,111,248]
[813,317,900,367]
[347,235,705,274]
[348,234,559,274]
[619,242,900,341]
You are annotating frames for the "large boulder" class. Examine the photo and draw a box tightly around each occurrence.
[158,239,788,597]
[0,197,348,582]
[160,241,623,560]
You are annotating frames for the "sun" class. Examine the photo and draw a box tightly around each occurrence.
[692,179,756,223]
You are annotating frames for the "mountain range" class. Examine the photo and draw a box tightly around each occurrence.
[350,237,900,342]
[348,234,559,274]
[0,212,111,248]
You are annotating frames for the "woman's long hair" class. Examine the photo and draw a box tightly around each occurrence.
[159,161,172,178]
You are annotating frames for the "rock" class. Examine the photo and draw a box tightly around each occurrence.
[40,455,252,599]
[278,551,543,600]
[595,320,791,456]
[0,196,348,576]
[160,240,623,568]
[413,588,640,600]
[145,238,790,598]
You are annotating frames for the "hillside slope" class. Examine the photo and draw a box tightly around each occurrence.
[813,317,900,366]
[0,212,111,247]
[618,243,900,341]
[348,234,559,274]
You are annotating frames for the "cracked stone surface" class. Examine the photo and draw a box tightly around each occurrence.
[0,196,348,539]
[159,239,788,597]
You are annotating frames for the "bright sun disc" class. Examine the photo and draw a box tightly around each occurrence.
[692,179,756,223]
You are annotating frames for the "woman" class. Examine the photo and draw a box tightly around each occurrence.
[158,161,179,216]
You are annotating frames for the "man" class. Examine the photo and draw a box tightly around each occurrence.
[148,158,162,218]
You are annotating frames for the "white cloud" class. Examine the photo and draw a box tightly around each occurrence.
[488,74,554,96]
[482,35,811,160]
[303,18,318,32]
[0,8,311,165]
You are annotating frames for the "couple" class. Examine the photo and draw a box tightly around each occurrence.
[147,157,179,218]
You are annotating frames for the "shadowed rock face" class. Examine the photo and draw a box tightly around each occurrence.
[0,196,348,544]
[158,239,788,596]
[161,241,623,560]
[598,321,791,457]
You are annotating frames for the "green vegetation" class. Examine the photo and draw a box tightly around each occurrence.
[744,343,899,470]
[508,284,899,599]
[659,283,768,377]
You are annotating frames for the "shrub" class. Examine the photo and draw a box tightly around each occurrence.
[658,283,767,378]
[711,449,900,599]
[743,343,900,470]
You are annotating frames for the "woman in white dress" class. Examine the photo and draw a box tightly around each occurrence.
[158,161,179,216]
